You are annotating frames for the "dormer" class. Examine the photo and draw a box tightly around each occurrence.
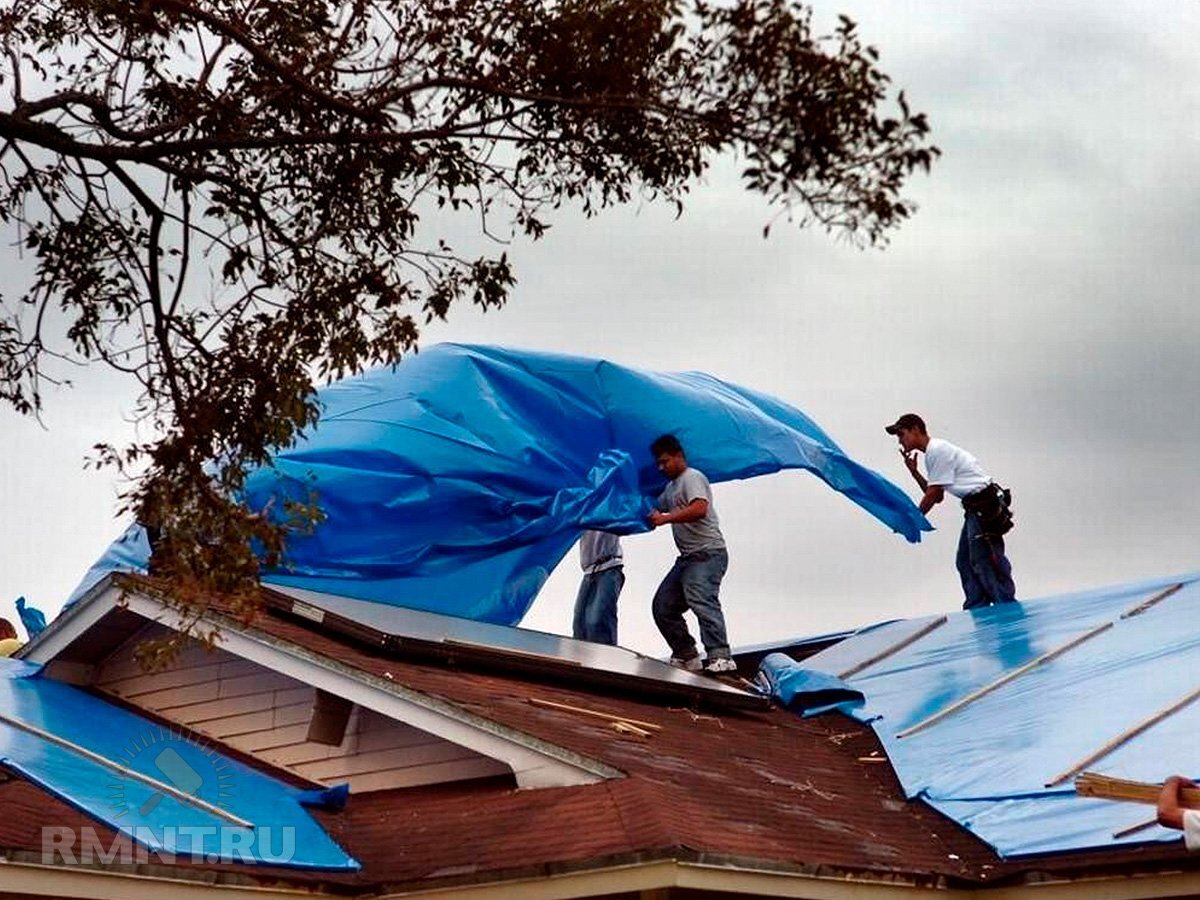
[21,576,758,794]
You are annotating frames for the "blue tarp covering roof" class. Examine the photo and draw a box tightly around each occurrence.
[69,344,929,622]
[0,659,358,869]
[802,572,1200,858]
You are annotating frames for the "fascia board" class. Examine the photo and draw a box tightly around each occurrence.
[0,858,332,900]
[372,859,1200,900]
[120,591,621,788]
[5,853,1200,900]
[17,579,122,666]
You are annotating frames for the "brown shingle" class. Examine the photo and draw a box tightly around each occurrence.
[8,585,1200,895]
[229,603,1001,886]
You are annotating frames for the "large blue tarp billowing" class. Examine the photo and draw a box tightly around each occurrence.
[802,572,1200,858]
[245,343,932,620]
[68,344,928,621]
[0,659,358,869]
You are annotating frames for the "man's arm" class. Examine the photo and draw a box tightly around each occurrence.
[919,485,944,515]
[648,499,708,528]
[1158,775,1197,830]
[901,450,944,514]
[902,449,928,491]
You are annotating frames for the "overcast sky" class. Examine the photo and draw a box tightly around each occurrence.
[2,1,1198,658]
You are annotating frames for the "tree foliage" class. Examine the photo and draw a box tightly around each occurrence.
[0,0,936,612]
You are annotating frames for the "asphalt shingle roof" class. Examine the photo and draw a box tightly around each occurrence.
[5,583,1200,895]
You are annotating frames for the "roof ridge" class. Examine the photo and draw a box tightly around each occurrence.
[604,777,683,850]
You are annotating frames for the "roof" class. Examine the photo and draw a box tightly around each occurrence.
[803,572,1200,858]
[0,657,355,870]
[7,574,1200,897]
[243,606,992,884]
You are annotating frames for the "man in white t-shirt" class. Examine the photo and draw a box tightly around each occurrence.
[1158,775,1200,850]
[885,413,1016,609]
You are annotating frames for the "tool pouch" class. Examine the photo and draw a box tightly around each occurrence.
[962,483,1014,536]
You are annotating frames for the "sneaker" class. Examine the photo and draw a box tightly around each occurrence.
[669,655,702,672]
[704,657,738,675]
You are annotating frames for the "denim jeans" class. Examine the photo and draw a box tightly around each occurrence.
[572,566,624,645]
[651,548,730,660]
[957,511,1016,609]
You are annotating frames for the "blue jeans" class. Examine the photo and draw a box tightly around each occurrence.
[573,566,624,644]
[957,511,1016,609]
[651,548,730,660]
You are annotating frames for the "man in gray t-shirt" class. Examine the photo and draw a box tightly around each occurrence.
[573,530,624,645]
[646,434,735,674]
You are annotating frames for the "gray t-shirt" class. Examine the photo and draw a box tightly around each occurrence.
[657,467,725,555]
[578,530,623,573]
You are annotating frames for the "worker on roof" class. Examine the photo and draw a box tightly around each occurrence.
[886,413,1017,609]
[646,434,736,675]
[0,618,23,657]
[1158,775,1200,850]
[573,531,625,645]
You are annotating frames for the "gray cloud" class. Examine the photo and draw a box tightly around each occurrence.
[3,2,1198,656]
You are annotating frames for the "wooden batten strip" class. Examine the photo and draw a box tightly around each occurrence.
[528,697,661,731]
[897,621,1114,739]
[838,616,948,680]
[609,721,652,738]
[1075,772,1200,807]
[1046,686,1200,787]
[1120,582,1184,619]
[0,712,252,828]
[1112,817,1160,839]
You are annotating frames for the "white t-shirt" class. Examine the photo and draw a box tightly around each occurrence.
[923,437,991,499]
[1184,809,1200,851]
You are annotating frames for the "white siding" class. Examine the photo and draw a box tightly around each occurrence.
[95,634,510,791]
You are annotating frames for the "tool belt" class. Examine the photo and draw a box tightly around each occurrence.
[961,483,1014,536]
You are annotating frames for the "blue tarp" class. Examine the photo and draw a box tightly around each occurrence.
[755,652,864,713]
[0,659,358,869]
[69,344,929,621]
[802,572,1200,857]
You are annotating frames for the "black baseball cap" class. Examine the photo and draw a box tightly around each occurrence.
[884,413,926,435]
